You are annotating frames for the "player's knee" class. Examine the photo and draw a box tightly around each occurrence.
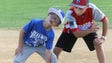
[14,56,23,63]
[52,53,57,59]
[14,58,21,63]
[94,42,102,50]
[51,53,58,63]
[93,39,101,46]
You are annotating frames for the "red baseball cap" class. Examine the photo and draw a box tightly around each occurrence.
[70,0,89,8]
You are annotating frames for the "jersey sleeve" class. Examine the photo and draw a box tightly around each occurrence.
[89,3,106,22]
[45,31,54,50]
[65,10,78,32]
[22,19,35,33]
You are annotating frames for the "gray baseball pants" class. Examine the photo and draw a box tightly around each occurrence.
[14,44,58,63]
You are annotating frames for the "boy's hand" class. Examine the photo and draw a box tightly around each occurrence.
[94,37,106,46]
[100,36,107,40]
[45,49,52,63]
[15,47,23,55]
[90,25,100,32]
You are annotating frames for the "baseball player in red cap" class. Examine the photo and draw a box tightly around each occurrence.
[53,0,109,63]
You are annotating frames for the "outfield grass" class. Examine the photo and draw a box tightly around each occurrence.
[0,0,111,29]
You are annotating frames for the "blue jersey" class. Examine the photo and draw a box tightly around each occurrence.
[23,19,54,50]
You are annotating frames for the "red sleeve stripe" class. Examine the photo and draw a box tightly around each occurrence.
[70,28,79,32]
[101,16,106,22]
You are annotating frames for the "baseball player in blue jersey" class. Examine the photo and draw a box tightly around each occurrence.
[13,7,65,63]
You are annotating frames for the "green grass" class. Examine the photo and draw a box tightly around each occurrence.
[0,0,112,29]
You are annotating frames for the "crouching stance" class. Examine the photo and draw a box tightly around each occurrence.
[14,7,65,63]
[53,0,109,63]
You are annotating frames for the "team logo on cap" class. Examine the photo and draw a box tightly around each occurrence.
[76,0,81,3]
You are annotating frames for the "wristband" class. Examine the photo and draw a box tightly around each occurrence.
[101,36,107,40]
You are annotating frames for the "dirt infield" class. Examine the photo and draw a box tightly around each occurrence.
[0,29,112,63]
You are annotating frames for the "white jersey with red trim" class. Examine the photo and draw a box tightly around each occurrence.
[63,3,106,33]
